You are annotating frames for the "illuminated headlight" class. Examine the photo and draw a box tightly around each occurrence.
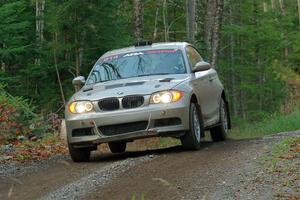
[150,90,184,104]
[69,101,94,114]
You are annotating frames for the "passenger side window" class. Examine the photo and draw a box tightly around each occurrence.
[186,46,203,69]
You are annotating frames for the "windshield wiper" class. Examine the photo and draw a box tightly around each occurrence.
[137,73,171,77]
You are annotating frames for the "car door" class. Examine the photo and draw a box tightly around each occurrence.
[186,46,219,125]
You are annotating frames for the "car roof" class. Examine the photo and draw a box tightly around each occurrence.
[101,42,191,58]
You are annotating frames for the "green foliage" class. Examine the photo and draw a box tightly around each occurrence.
[0,0,299,125]
[230,107,300,139]
[0,83,49,141]
[218,0,300,120]
[0,0,33,68]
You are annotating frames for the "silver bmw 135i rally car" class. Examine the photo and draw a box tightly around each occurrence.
[65,41,231,162]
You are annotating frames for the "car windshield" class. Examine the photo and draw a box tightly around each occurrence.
[86,49,186,85]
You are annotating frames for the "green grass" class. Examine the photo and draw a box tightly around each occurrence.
[156,108,300,144]
[229,109,300,139]
[259,136,300,199]
[260,137,299,168]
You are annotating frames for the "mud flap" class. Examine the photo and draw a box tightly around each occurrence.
[225,100,232,129]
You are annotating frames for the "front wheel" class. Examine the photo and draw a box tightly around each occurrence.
[108,141,127,153]
[210,98,229,141]
[180,102,203,150]
[68,145,91,162]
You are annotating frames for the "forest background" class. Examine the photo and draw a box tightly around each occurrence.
[1,0,300,140]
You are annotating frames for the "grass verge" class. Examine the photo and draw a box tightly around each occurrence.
[229,109,300,139]
[259,137,300,199]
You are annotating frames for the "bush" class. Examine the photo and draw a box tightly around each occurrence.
[0,84,50,142]
[0,101,23,141]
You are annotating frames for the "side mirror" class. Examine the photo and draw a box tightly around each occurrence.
[192,61,211,73]
[72,76,85,91]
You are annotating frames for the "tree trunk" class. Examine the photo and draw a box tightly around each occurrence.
[75,38,80,76]
[153,6,159,41]
[229,7,237,116]
[278,0,288,58]
[133,0,144,41]
[53,32,66,107]
[298,0,300,25]
[40,0,45,42]
[255,48,263,111]
[230,35,238,116]
[163,0,169,42]
[253,0,262,111]
[35,0,45,66]
[211,0,224,68]
[271,0,275,10]
[186,0,196,44]
[238,24,246,119]
[279,0,285,15]
[204,0,216,57]
[204,0,224,68]
[263,2,268,12]
[73,8,81,77]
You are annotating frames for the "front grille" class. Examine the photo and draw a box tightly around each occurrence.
[98,98,119,111]
[99,121,148,136]
[72,128,93,137]
[122,95,144,109]
[154,118,181,127]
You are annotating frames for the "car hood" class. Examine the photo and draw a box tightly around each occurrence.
[72,74,190,101]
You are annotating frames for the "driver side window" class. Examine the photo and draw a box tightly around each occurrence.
[186,46,203,69]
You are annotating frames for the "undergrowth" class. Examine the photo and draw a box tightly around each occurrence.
[229,108,300,139]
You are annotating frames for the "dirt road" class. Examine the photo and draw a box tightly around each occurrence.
[0,132,299,200]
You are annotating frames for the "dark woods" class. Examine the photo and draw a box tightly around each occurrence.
[0,0,300,121]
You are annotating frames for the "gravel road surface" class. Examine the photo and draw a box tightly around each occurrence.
[1,131,299,200]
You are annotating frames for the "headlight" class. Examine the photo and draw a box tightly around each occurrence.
[68,101,94,114]
[150,90,184,104]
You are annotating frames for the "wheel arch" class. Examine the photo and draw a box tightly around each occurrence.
[190,93,205,137]
[190,93,202,113]
[190,93,198,103]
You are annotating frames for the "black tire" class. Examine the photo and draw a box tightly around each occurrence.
[68,144,91,162]
[180,102,203,150]
[210,98,229,142]
[108,142,127,153]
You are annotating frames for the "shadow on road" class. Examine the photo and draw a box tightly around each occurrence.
[90,141,215,163]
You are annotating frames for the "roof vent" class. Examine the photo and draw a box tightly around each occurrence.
[135,40,152,47]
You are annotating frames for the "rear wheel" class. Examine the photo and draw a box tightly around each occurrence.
[68,144,91,162]
[210,98,229,141]
[180,102,203,150]
[108,141,127,153]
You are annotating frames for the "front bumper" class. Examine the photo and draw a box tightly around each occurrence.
[66,101,190,146]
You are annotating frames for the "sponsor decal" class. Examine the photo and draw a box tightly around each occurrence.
[123,52,144,57]
[100,49,180,61]
[145,49,179,54]
[102,55,119,62]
